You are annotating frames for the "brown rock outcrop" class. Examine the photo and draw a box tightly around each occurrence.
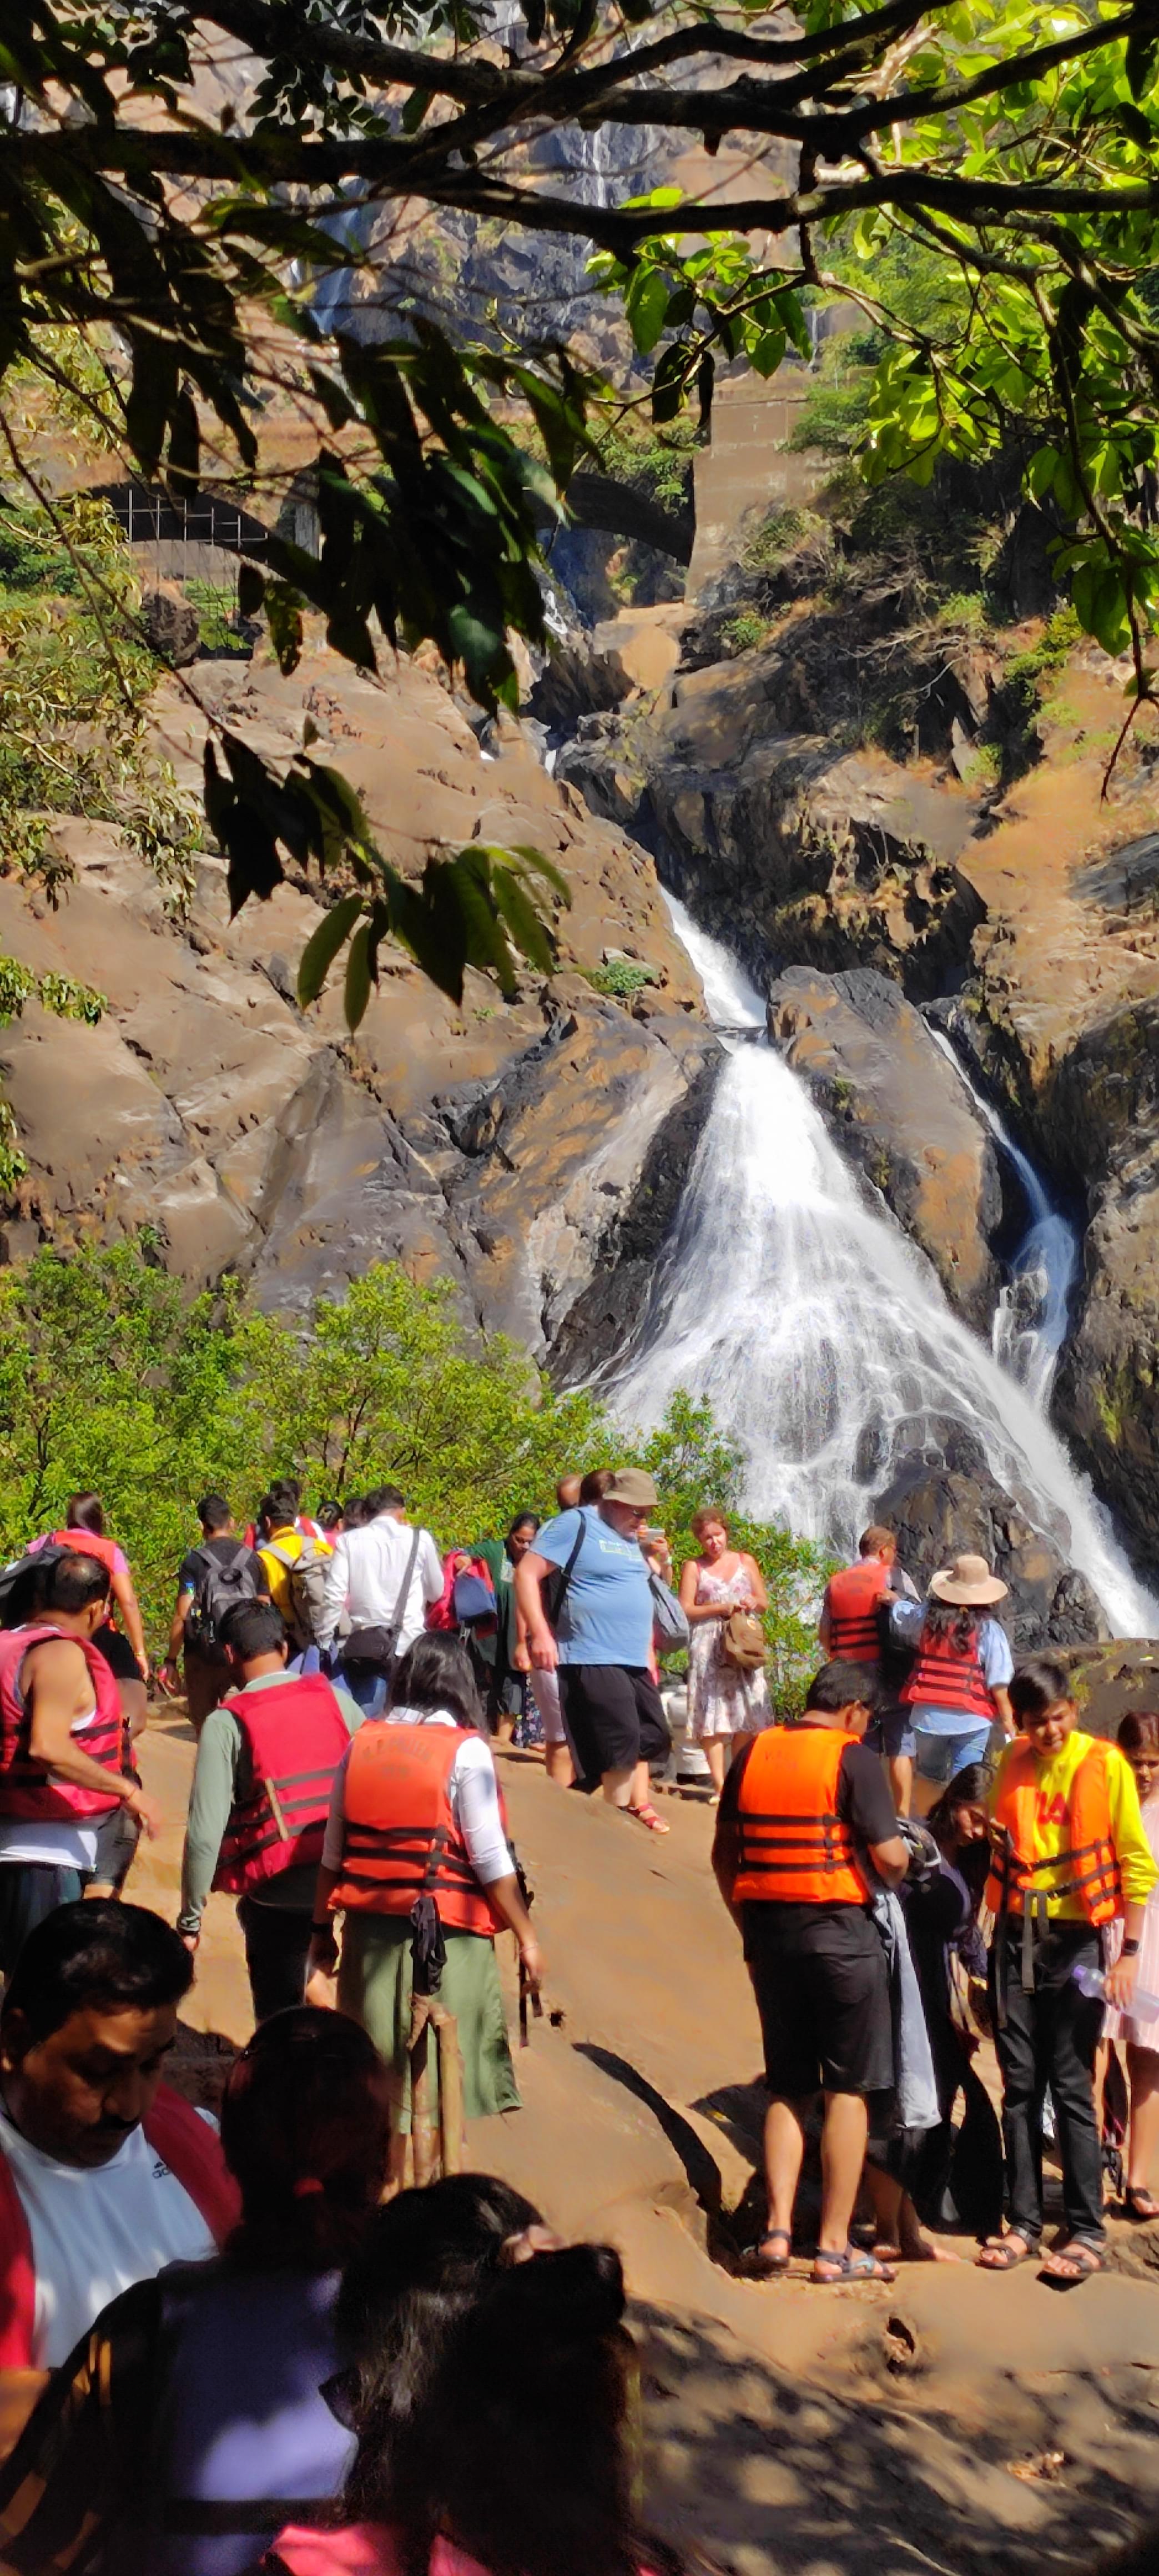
[0,645,717,1349]
[768,965,1001,1328]
[873,1443,1108,1652]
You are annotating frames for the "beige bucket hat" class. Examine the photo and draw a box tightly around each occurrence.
[929,1551,1008,1607]
[602,1468,658,1508]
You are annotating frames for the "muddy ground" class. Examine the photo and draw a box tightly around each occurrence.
[134,1714,1159,2576]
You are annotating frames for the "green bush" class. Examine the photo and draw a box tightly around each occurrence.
[583,959,661,998]
[0,1249,827,1698]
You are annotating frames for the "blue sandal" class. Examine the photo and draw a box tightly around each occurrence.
[812,2245,896,2285]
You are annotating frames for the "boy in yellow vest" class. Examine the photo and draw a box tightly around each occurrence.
[979,1654,1156,2283]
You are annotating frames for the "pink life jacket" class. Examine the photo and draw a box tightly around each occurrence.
[213,1675,351,1896]
[0,2084,241,2367]
[0,1623,125,1821]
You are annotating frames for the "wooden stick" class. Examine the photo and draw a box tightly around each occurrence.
[435,2004,464,2176]
[409,1999,434,2189]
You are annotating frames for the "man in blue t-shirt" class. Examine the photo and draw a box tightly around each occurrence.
[515,1469,671,1831]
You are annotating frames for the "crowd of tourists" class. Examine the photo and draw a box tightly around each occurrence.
[0,1472,1153,2564]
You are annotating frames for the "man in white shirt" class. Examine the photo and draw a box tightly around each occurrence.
[0,1900,235,2371]
[319,1486,443,1714]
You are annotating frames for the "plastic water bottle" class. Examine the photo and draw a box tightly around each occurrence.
[1073,1961,1159,2017]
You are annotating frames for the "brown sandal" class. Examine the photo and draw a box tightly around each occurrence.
[1125,2185,1159,2223]
[1039,2239,1105,2286]
[976,2235,1035,2270]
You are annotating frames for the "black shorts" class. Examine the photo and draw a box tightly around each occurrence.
[743,1901,894,2100]
[557,1664,669,1790]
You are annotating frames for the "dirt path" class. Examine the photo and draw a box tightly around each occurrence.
[135,1718,1159,2576]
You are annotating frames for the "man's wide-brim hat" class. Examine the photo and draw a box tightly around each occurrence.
[929,1551,1008,1607]
[602,1468,658,1508]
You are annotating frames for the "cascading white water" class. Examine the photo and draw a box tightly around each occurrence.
[608,895,1159,1637]
[927,1025,1078,1405]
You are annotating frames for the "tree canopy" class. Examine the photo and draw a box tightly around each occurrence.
[8,0,1159,1000]
[0,1244,826,1703]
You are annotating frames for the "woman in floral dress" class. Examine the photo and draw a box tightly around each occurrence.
[678,1509,769,1795]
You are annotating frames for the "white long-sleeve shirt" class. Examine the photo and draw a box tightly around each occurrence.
[319,1514,443,1649]
[321,1705,512,1885]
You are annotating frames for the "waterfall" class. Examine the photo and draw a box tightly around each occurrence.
[927,1025,1078,1405]
[607,895,1159,1638]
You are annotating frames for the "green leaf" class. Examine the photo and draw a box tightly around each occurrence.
[401,88,431,132]
[344,919,374,1032]
[626,267,670,357]
[748,325,785,380]
[1027,445,1059,501]
[297,893,365,1008]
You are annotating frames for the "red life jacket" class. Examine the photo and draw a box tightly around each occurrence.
[330,1723,507,1938]
[729,1726,869,1908]
[824,1559,893,1663]
[213,1675,351,1896]
[900,1620,997,1722]
[0,2084,241,2368]
[0,1624,125,1820]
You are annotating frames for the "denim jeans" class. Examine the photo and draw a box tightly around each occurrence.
[913,1719,994,1784]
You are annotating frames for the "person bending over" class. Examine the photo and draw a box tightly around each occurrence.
[712,1661,909,2285]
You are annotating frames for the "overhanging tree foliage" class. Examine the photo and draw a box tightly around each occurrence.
[7,0,1159,1015]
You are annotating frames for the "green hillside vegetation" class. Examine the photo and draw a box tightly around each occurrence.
[0,1246,825,1702]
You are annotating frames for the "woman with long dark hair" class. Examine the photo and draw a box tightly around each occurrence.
[268,2175,675,2576]
[0,2008,391,2576]
[890,1552,1014,1789]
[308,1635,542,2183]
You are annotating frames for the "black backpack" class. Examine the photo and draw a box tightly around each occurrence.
[185,1541,263,1664]
[0,1544,69,1632]
[876,1591,919,1692]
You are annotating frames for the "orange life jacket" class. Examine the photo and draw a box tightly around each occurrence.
[985,1736,1122,1925]
[0,1623,124,1820]
[214,1675,351,1896]
[824,1560,893,1663]
[730,1725,869,1908]
[900,1620,997,1721]
[330,1723,508,1938]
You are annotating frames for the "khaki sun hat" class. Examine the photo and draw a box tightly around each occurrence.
[929,1551,1008,1607]
[601,1468,659,1508]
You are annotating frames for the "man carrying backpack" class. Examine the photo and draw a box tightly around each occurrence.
[255,1483,332,1661]
[160,1497,268,1730]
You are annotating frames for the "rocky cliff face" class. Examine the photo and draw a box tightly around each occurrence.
[556,564,1159,1580]
[0,644,717,1355]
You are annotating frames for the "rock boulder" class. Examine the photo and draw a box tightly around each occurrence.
[0,645,715,1356]
[873,1449,1110,1653]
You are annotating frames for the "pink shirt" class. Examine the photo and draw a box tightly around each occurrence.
[38,1528,129,1578]
[274,2529,657,2576]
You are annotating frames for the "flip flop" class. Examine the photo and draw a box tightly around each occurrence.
[811,2246,896,2285]
[1125,2185,1159,2223]
[626,1803,671,1835]
[1039,2240,1105,2287]
[742,2228,792,2279]
[975,2235,1036,2270]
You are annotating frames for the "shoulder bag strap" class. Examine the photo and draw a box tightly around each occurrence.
[390,1527,422,1637]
